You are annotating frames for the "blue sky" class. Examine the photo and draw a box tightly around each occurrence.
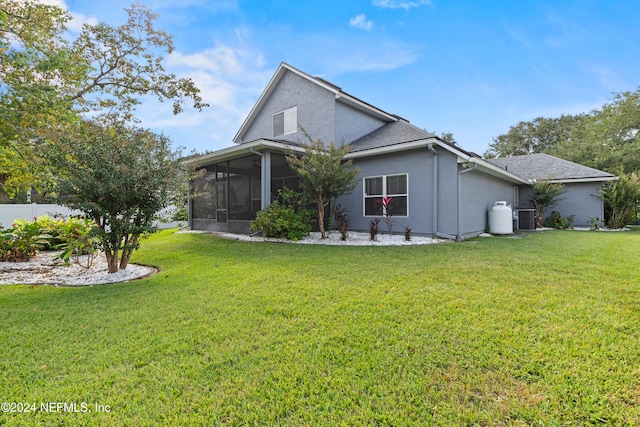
[62,0,640,156]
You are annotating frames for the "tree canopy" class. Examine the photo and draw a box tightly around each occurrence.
[485,89,640,175]
[0,1,206,195]
[46,118,184,273]
[484,115,584,159]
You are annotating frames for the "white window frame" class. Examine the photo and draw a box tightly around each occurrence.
[273,106,297,137]
[363,173,409,217]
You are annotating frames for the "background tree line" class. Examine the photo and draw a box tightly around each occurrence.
[484,89,640,175]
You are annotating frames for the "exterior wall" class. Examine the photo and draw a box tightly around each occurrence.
[335,102,386,144]
[241,71,336,145]
[516,182,604,228]
[554,183,604,227]
[337,147,459,236]
[436,151,459,237]
[460,171,516,237]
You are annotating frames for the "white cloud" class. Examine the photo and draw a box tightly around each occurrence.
[373,0,431,10]
[133,40,273,151]
[67,12,99,32]
[349,14,373,31]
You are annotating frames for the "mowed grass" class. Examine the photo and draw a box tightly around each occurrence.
[1,228,640,426]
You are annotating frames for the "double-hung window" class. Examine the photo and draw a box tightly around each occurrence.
[363,173,408,216]
[273,106,297,137]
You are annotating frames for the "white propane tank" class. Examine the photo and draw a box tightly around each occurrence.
[489,201,513,235]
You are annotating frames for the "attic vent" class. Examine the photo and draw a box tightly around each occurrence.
[273,106,297,137]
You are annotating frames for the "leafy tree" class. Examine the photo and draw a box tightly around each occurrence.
[600,171,640,229]
[427,130,458,146]
[0,0,80,148]
[529,180,566,228]
[46,119,183,273]
[67,4,206,118]
[286,133,359,239]
[484,115,583,158]
[550,90,640,174]
[439,131,458,146]
[1,2,206,190]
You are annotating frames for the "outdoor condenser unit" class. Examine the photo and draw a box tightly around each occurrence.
[518,209,536,230]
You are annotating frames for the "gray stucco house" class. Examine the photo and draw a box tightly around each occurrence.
[187,62,616,239]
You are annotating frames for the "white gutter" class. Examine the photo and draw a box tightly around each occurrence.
[547,176,618,184]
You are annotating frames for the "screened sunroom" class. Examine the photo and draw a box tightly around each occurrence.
[189,144,301,234]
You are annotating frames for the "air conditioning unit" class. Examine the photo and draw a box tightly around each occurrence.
[518,209,536,230]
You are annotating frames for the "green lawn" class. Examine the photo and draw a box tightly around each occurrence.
[1,228,640,426]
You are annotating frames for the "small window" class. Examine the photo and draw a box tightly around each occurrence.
[273,106,297,137]
[363,174,408,217]
[514,186,520,206]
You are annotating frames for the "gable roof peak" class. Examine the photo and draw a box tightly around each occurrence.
[233,62,399,144]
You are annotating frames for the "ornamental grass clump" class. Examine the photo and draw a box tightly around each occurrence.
[404,225,412,241]
[369,217,380,241]
[334,204,350,241]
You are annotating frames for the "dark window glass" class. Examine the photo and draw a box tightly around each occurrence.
[364,177,383,196]
[273,112,284,137]
[387,175,407,195]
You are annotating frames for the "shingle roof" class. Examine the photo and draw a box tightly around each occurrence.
[485,153,615,181]
[348,120,435,152]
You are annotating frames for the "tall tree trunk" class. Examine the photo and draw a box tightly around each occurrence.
[119,234,139,270]
[317,197,326,238]
[105,248,119,273]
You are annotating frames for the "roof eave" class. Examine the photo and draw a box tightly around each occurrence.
[345,138,528,184]
[183,139,304,167]
[472,160,529,184]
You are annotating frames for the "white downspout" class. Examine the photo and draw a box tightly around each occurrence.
[428,143,457,240]
[457,161,478,241]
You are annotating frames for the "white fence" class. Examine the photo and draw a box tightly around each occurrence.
[0,204,184,229]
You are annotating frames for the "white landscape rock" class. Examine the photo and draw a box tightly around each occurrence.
[0,252,156,287]
[216,231,451,246]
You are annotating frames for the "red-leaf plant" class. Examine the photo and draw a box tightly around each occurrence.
[376,196,394,235]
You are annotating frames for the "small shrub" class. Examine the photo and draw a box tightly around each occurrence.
[31,215,65,249]
[589,216,600,231]
[404,225,412,241]
[369,218,380,241]
[544,211,575,230]
[54,218,101,269]
[334,204,350,241]
[0,221,51,262]
[250,199,312,241]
